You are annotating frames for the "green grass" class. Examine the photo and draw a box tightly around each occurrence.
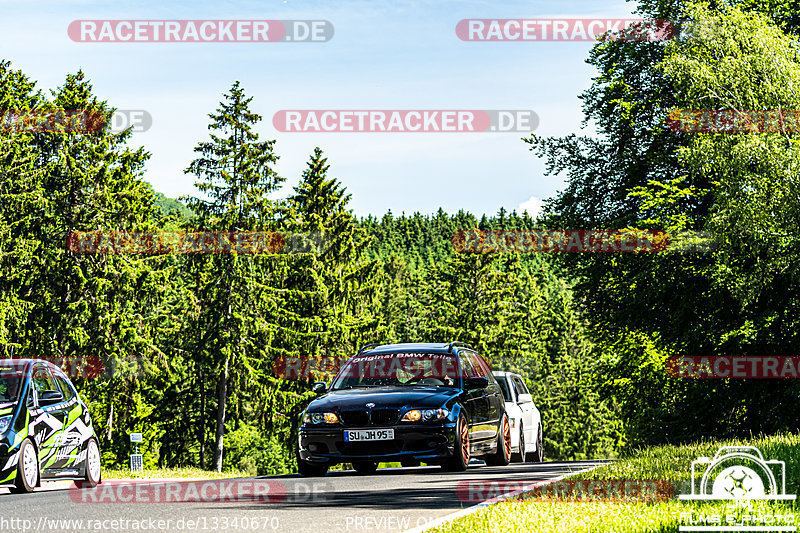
[103,466,249,480]
[432,433,800,533]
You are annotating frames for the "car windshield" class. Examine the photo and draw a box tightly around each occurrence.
[331,352,460,390]
[0,361,26,403]
[496,376,512,401]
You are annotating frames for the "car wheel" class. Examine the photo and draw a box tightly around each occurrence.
[484,414,512,466]
[11,439,38,493]
[353,461,378,474]
[296,452,329,477]
[442,413,469,472]
[512,424,526,463]
[80,438,102,487]
[533,423,544,463]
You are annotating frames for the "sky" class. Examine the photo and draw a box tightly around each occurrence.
[0,0,637,217]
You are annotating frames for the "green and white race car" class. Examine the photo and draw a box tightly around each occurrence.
[0,359,101,493]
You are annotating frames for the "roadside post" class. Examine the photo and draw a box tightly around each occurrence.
[130,432,143,473]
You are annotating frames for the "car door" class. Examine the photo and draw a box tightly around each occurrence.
[512,376,536,447]
[458,353,485,445]
[464,351,497,443]
[29,365,66,476]
[472,354,503,434]
[49,371,86,475]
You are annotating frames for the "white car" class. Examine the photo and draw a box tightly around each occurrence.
[492,371,543,462]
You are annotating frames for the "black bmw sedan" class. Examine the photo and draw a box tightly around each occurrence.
[296,342,511,476]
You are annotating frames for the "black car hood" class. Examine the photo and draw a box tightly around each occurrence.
[309,386,459,411]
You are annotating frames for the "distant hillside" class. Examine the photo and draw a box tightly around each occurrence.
[153,191,193,218]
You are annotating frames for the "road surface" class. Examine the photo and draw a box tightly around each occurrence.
[0,461,605,533]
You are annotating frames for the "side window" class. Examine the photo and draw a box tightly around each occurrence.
[513,377,530,395]
[26,386,35,409]
[469,352,497,382]
[32,366,58,396]
[496,376,513,401]
[54,374,75,402]
[459,354,479,379]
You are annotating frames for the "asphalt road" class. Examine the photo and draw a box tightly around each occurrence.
[0,460,605,533]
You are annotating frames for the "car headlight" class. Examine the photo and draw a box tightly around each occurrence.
[401,408,448,422]
[0,415,11,434]
[303,412,339,425]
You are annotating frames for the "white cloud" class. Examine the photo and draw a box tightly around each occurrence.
[518,196,544,218]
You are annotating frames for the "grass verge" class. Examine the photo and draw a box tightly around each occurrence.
[103,466,249,480]
[432,433,800,533]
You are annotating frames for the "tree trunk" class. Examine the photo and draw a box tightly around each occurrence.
[213,357,228,473]
[198,365,205,469]
[106,400,113,440]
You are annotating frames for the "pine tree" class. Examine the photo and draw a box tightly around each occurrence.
[184,81,283,472]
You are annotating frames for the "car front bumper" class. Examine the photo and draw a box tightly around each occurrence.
[0,452,18,485]
[298,422,458,465]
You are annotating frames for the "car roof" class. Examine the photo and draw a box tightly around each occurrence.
[358,343,460,355]
[491,371,519,378]
[0,359,61,371]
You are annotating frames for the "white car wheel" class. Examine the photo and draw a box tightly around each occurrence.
[85,440,102,486]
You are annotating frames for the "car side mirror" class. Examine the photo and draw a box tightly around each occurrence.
[464,376,489,390]
[312,382,328,395]
[38,390,63,406]
[517,393,533,404]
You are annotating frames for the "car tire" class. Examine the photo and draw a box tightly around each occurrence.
[353,461,378,474]
[79,438,102,487]
[484,414,512,466]
[512,424,526,463]
[297,452,329,477]
[532,423,544,463]
[442,413,469,472]
[11,439,38,494]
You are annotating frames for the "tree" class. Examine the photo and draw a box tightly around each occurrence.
[184,81,283,472]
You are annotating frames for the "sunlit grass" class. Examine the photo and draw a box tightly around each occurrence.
[103,466,249,480]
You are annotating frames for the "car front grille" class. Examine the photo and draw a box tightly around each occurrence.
[340,410,370,426]
[339,408,399,427]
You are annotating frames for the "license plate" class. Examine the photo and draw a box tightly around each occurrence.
[344,429,395,442]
